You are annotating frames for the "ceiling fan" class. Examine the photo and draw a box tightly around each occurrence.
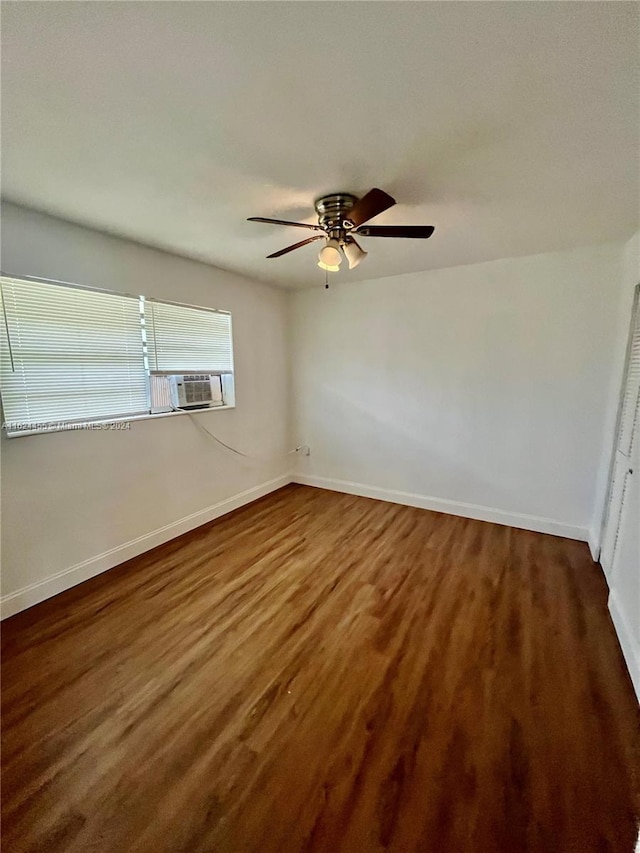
[247,188,435,272]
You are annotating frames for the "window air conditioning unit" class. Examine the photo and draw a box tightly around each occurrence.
[150,373,227,413]
[170,374,224,409]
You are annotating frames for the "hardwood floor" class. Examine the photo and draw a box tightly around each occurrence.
[2,484,639,852]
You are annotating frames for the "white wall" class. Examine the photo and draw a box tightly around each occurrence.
[1,203,291,616]
[292,243,625,539]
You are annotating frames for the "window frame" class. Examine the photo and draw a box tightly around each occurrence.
[0,273,236,438]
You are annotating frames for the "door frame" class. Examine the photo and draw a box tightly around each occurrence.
[598,283,640,569]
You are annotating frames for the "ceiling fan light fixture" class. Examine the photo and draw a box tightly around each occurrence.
[343,238,368,270]
[317,260,340,272]
[249,189,435,273]
[318,238,342,269]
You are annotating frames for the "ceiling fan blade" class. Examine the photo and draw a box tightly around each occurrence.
[266,235,325,258]
[347,188,396,228]
[355,225,435,239]
[248,217,324,232]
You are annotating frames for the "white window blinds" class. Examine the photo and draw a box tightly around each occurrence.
[0,277,148,432]
[145,299,233,374]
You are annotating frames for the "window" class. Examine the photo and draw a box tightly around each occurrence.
[145,299,233,374]
[145,297,235,414]
[0,275,234,436]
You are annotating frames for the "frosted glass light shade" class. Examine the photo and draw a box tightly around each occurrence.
[317,260,340,272]
[343,239,367,270]
[318,239,342,268]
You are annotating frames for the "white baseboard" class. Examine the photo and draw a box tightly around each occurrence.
[1,473,292,620]
[609,589,640,702]
[292,474,588,542]
[588,528,601,562]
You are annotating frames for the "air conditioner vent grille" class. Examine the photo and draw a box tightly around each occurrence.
[185,380,212,404]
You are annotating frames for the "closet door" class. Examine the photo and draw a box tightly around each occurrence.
[601,286,639,580]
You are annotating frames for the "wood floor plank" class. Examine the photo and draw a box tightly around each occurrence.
[2,484,638,852]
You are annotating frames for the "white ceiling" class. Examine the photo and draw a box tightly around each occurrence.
[2,2,639,289]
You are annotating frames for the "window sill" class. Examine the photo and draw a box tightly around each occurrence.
[3,405,237,438]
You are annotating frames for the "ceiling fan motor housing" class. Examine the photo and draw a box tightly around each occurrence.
[314,193,358,242]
